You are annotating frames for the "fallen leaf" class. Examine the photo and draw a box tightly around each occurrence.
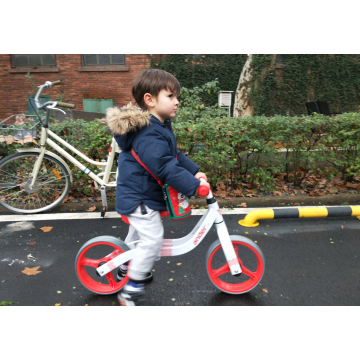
[96,196,102,201]
[234,189,243,197]
[55,303,61,306]
[57,291,62,294]
[246,193,253,197]
[40,226,53,233]
[346,182,360,190]
[341,225,347,229]
[245,232,249,234]
[169,278,173,281]
[262,288,268,293]
[308,191,322,196]
[22,266,42,275]
[167,261,170,264]
[294,203,300,206]
[177,263,182,266]
[87,205,96,212]
[27,242,36,245]
[171,298,176,301]
[61,196,69,204]
[85,304,88,306]
[171,271,174,273]
[237,203,247,207]
[171,231,174,233]
[190,205,196,209]
[273,190,282,196]
[218,181,226,190]
[275,172,286,180]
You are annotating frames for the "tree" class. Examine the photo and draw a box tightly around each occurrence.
[233,55,255,118]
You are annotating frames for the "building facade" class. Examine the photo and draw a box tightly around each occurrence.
[0,54,151,119]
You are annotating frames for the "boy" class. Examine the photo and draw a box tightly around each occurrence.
[106,69,210,306]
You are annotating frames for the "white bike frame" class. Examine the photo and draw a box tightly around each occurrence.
[19,126,121,188]
[96,190,242,277]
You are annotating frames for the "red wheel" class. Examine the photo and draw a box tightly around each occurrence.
[206,235,265,294]
[75,236,130,295]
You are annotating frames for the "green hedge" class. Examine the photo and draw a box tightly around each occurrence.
[173,112,360,192]
[2,78,360,197]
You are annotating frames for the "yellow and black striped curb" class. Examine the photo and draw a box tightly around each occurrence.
[238,206,360,227]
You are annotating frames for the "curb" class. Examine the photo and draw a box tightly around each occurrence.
[1,193,360,214]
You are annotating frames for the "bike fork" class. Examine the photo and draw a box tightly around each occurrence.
[30,146,46,187]
[100,185,107,218]
[215,215,242,275]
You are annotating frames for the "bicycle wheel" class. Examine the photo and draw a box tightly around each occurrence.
[75,236,130,295]
[0,152,70,214]
[205,235,265,294]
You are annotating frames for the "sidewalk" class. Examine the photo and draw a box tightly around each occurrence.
[1,193,359,214]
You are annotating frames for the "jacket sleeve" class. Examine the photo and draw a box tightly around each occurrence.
[136,130,200,197]
[176,150,200,175]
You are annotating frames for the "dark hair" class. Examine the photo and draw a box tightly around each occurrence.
[132,69,180,111]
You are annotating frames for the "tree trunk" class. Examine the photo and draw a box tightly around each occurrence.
[233,55,254,118]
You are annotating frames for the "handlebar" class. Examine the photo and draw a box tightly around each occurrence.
[51,80,62,87]
[197,177,210,197]
[56,101,75,109]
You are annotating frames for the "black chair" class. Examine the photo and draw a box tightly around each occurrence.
[305,101,320,115]
[316,100,342,116]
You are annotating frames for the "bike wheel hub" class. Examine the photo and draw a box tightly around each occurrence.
[23,180,40,193]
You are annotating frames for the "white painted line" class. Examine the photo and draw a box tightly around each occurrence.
[0,205,355,222]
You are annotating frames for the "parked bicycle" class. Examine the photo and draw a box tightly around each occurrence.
[75,185,265,296]
[0,80,119,216]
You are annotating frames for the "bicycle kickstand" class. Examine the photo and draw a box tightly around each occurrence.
[100,185,108,218]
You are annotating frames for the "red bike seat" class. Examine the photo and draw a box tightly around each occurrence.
[121,210,169,225]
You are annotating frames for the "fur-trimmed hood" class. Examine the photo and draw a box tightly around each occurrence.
[106,103,151,152]
[106,103,150,136]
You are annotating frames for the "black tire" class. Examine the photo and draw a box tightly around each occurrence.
[0,152,70,214]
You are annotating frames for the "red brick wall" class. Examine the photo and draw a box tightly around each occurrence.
[0,54,151,119]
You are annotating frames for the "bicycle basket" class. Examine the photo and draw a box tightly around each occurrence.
[0,114,39,145]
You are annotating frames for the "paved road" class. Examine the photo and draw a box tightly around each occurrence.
[1,210,359,306]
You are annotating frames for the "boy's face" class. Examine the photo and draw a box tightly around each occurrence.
[145,89,179,123]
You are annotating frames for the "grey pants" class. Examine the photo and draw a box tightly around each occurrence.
[124,204,164,281]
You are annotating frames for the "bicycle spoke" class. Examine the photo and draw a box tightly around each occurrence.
[105,272,116,289]
[80,257,100,268]
[240,264,257,280]
[0,170,23,181]
[1,188,26,198]
[0,184,23,192]
[212,263,230,278]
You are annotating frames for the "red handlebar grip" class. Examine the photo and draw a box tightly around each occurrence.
[198,185,209,197]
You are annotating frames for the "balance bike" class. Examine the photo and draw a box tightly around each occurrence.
[75,187,265,295]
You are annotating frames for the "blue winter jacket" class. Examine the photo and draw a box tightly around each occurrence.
[106,104,201,215]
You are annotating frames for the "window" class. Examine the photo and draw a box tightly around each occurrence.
[12,54,56,67]
[83,98,114,114]
[82,54,125,66]
[275,54,285,64]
